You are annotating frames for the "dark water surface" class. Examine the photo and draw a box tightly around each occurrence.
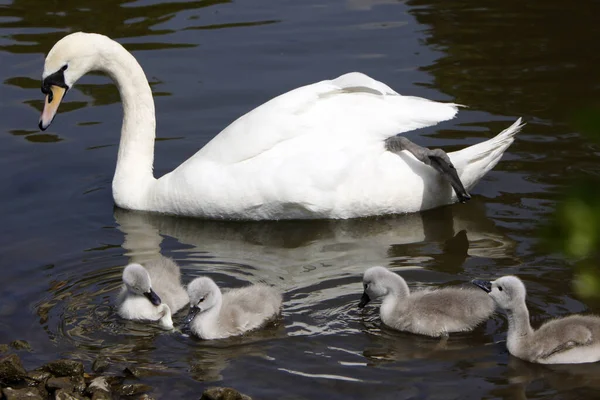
[1,0,600,398]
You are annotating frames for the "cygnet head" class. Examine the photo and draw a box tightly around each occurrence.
[39,32,113,130]
[122,263,162,306]
[359,266,407,308]
[472,275,526,310]
[184,277,221,324]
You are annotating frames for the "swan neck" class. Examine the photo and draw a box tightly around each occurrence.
[505,301,533,341]
[388,274,410,299]
[380,274,409,318]
[97,39,157,209]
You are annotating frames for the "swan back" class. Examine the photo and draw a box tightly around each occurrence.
[397,287,495,337]
[186,277,282,339]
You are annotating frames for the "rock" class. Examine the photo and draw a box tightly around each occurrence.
[123,365,157,379]
[35,382,49,400]
[136,395,156,400]
[43,360,84,378]
[54,389,86,400]
[0,354,28,383]
[71,375,86,394]
[115,383,152,396]
[0,344,9,353]
[123,365,142,378]
[2,387,43,400]
[86,376,111,399]
[10,341,31,351]
[91,357,109,374]
[46,376,74,392]
[200,387,252,400]
[26,371,51,384]
[91,391,112,400]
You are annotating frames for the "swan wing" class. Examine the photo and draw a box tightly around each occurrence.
[191,72,459,165]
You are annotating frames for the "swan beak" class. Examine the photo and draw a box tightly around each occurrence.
[358,292,371,308]
[39,85,66,131]
[144,288,162,306]
[472,279,492,293]
[184,306,200,325]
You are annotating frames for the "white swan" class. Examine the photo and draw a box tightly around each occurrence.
[117,258,189,330]
[360,266,495,337]
[184,277,282,340]
[473,276,600,364]
[39,32,524,220]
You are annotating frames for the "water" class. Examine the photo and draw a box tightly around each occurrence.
[1,0,600,398]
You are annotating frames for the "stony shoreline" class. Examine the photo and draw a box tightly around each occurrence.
[0,341,251,400]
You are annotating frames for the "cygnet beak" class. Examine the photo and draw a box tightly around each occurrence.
[144,288,162,306]
[472,279,492,293]
[184,306,200,324]
[358,292,371,308]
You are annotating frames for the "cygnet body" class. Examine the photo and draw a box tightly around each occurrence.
[184,277,282,340]
[473,275,600,364]
[117,258,189,329]
[359,266,495,337]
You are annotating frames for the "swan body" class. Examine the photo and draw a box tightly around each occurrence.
[117,258,189,329]
[39,32,524,220]
[360,266,495,337]
[473,276,600,364]
[184,277,282,340]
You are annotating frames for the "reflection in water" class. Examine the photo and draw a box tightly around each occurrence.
[33,201,516,381]
[0,0,228,54]
[114,201,515,336]
[407,0,600,123]
[1,0,281,142]
[491,356,600,399]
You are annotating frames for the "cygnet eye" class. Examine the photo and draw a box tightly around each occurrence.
[198,297,205,303]
[497,286,503,292]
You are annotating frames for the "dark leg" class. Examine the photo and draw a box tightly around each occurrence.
[385,136,471,203]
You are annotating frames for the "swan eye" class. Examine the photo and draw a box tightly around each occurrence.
[498,286,503,292]
[198,297,205,303]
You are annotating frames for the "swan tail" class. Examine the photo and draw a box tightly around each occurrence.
[450,118,524,191]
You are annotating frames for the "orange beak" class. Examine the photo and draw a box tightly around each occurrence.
[39,85,66,130]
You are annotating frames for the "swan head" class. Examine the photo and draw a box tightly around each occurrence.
[122,263,162,306]
[359,266,406,308]
[472,275,526,310]
[184,277,221,324]
[39,32,108,130]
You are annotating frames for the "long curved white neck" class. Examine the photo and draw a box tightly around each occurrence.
[95,39,157,209]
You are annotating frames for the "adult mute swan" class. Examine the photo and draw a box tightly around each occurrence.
[360,266,495,337]
[473,276,600,364]
[38,32,524,220]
